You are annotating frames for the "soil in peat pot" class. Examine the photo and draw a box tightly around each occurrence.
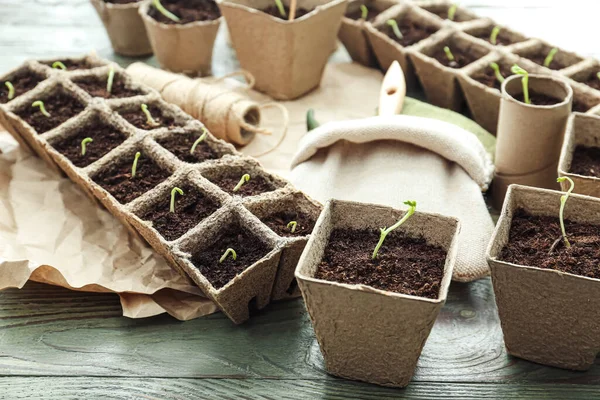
[74,76,144,99]
[118,104,181,130]
[422,6,474,22]
[0,70,46,104]
[345,4,389,21]
[500,209,600,279]
[523,48,575,71]
[206,171,281,197]
[577,70,600,91]
[261,210,318,237]
[470,27,523,46]
[191,226,272,289]
[17,91,85,134]
[141,185,219,241]
[262,5,312,20]
[157,131,220,163]
[379,18,439,47]
[51,118,127,168]
[148,0,221,24]
[431,45,481,69]
[93,152,171,204]
[471,62,513,90]
[570,145,600,177]
[41,59,94,71]
[572,95,600,113]
[513,91,562,106]
[315,229,447,299]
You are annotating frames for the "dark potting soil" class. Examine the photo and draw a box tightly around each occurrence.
[141,185,219,241]
[470,27,522,46]
[423,6,473,22]
[513,91,561,106]
[345,5,387,21]
[74,76,144,99]
[17,92,85,134]
[380,18,439,47]
[157,131,220,163]
[118,104,179,130]
[191,226,272,289]
[207,172,280,197]
[315,228,447,299]
[572,96,600,113]
[93,153,171,204]
[431,45,480,69]
[579,71,600,91]
[0,70,46,104]
[148,0,221,24]
[471,63,513,90]
[41,59,93,71]
[524,50,570,71]
[262,5,312,20]
[500,209,600,279]
[570,145,600,178]
[261,210,317,237]
[50,118,127,168]
[104,0,140,3]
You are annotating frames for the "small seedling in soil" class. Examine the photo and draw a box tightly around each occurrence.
[306,109,320,132]
[597,72,600,81]
[4,81,14,100]
[32,100,51,117]
[287,221,297,234]
[511,64,530,104]
[131,151,141,178]
[387,19,403,40]
[141,103,159,127]
[170,187,184,213]
[372,200,417,259]
[219,248,237,263]
[152,0,181,22]
[52,61,67,70]
[490,62,505,84]
[81,137,93,156]
[557,177,575,248]
[447,4,458,21]
[190,128,209,154]
[543,48,558,68]
[233,173,250,192]
[274,0,287,18]
[360,4,368,20]
[443,46,459,68]
[107,65,115,94]
[490,26,501,45]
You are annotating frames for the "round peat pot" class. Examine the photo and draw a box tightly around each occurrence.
[91,0,153,57]
[492,74,572,208]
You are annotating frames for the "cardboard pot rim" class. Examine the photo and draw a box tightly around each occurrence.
[219,0,347,25]
[558,112,600,182]
[295,199,460,305]
[501,73,573,110]
[91,0,144,10]
[139,1,223,29]
[486,184,600,284]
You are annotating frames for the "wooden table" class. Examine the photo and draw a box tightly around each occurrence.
[1,1,599,398]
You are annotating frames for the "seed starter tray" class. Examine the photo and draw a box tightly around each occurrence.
[0,54,321,324]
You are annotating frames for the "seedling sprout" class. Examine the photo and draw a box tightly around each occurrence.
[490,62,505,84]
[372,200,417,259]
[190,128,209,154]
[170,187,184,213]
[52,61,67,70]
[219,248,237,263]
[141,103,159,127]
[32,100,50,117]
[387,20,403,40]
[596,72,600,81]
[511,64,530,104]
[490,26,501,45]
[4,81,14,100]
[153,0,181,22]
[448,4,458,21]
[274,0,287,18]
[443,46,455,62]
[81,137,93,156]
[233,173,250,192]
[287,221,297,233]
[543,48,558,68]
[360,4,368,20]
[556,177,574,248]
[131,151,141,178]
[107,64,115,94]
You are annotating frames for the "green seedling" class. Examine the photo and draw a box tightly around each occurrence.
[141,103,159,127]
[52,61,67,70]
[511,64,530,104]
[233,173,250,192]
[444,46,455,62]
[169,187,184,213]
[190,128,209,154]
[131,151,141,178]
[219,248,237,263]
[490,26,501,45]
[306,109,320,132]
[152,0,181,22]
[490,62,505,84]
[387,19,403,40]
[556,177,575,248]
[5,81,15,100]
[107,64,115,94]
[597,72,600,81]
[448,4,458,21]
[287,221,297,233]
[372,200,417,259]
[360,4,368,20]
[543,47,558,68]
[32,100,50,117]
[274,0,287,18]
[81,137,93,156]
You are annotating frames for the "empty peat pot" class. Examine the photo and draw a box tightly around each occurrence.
[492,74,573,209]
[91,0,154,56]
[296,200,459,387]
[219,0,348,100]
[487,184,600,370]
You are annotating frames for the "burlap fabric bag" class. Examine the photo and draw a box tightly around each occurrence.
[290,115,494,281]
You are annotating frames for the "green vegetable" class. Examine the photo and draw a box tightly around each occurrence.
[170,187,184,213]
[490,62,505,84]
[219,248,237,263]
[5,81,15,100]
[81,137,93,156]
[274,0,286,18]
[52,61,67,70]
[556,177,575,248]
[107,64,115,94]
[511,64,530,104]
[131,151,141,178]
[360,4,368,20]
[387,19,403,40]
[233,173,250,192]
[543,48,558,68]
[448,4,458,21]
[32,100,50,117]
[490,26,501,45]
[287,221,297,233]
[152,0,181,22]
[141,103,159,127]
[190,128,209,155]
[444,46,455,62]
[372,201,417,259]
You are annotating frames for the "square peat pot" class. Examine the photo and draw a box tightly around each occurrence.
[172,204,282,324]
[487,184,600,370]
[296,200,459,387]
[558,113,600,197]
[339,0,399,67]
[568,59,600,93]
[219,0,348,100]
[416,0,481,25]
[463,21,529,50]
[244,190,323,301]
[365,3,442,90]
[410,30,491,111]
[512,40,586,74]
